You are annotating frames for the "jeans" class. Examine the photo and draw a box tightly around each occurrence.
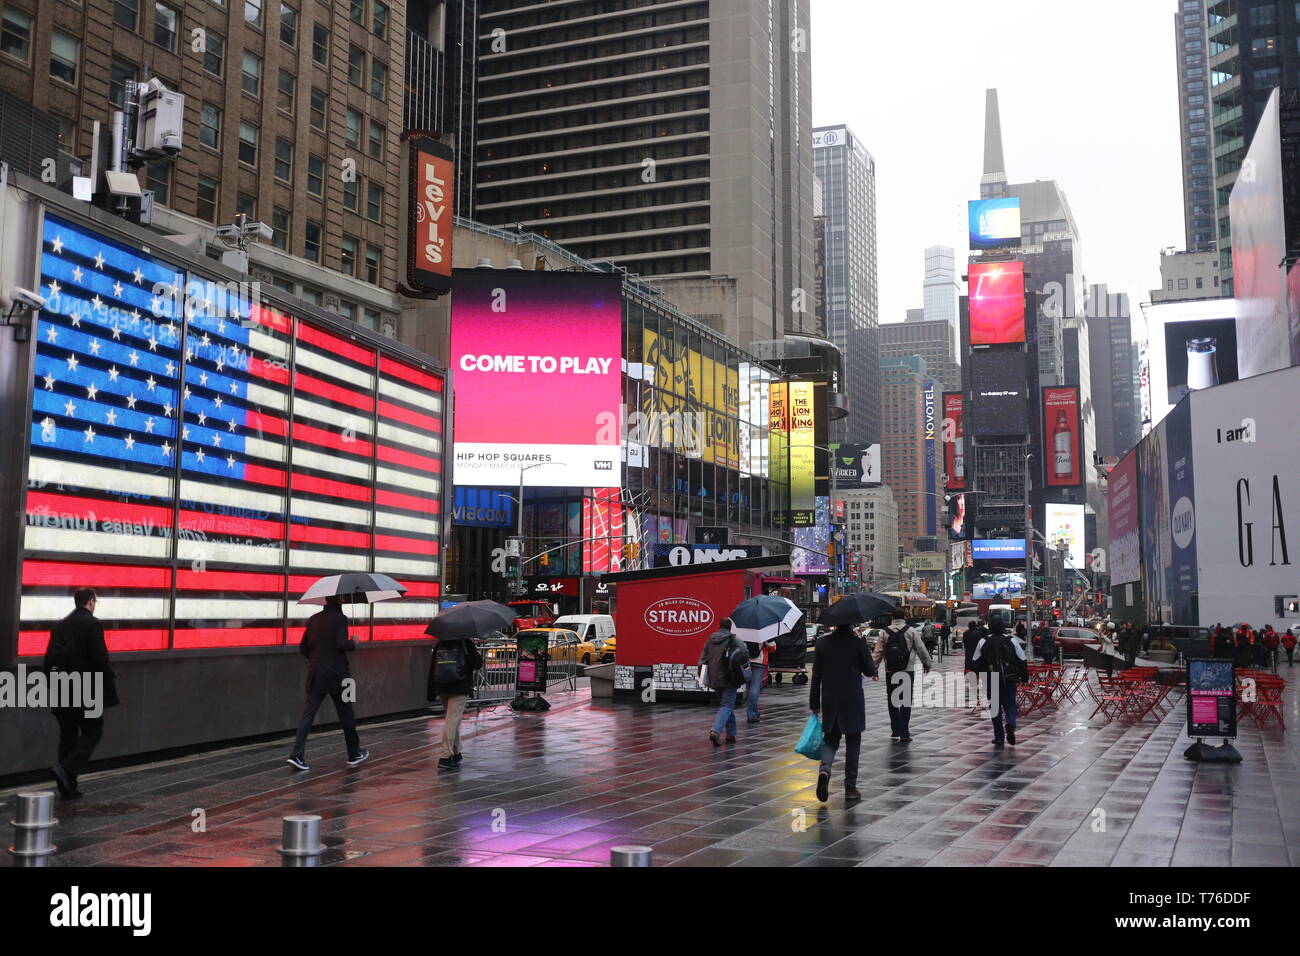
[711,687,738,737]
[439,694,467,759]
[991,681,1018,742]
[291,680,362,760]
[886,670,913,737]
[745,663,765,720]
[819,730,862,789]
[53,708,104,784]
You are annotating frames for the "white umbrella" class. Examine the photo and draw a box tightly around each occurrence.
[730,595,802,645]
[298,572,407,605]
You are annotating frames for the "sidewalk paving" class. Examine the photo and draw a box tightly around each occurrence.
[3,655,1298,867]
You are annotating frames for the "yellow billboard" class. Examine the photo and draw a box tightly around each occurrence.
[642,328,739,467]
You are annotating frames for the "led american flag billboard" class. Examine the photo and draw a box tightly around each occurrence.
[19,215,444,655]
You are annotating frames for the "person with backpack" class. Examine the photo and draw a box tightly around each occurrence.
[287,595,369,772]
[939,621,952,655]
[44,588,119,799]
[1038,623,1058,665]
[871,609,932,743]
[697,618,751,746]
[970,617,1028,746]
[430,631,485,771]
[921,619,937,659]
[809,623,878,803]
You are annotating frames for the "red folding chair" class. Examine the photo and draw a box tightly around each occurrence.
[1088,673,1129,721]
[1250,677,1286,729]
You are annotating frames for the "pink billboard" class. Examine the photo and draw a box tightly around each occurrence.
[1108,448,1140,586]
[451,271,624,487]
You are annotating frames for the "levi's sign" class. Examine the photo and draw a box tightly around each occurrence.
[644,597,714,636]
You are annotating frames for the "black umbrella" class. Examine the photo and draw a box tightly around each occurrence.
[424,600,515,642]
[818,592,897,627]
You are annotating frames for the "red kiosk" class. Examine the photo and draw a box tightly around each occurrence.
[598,555,793,702]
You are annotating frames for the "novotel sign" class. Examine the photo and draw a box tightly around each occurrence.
[644,597,715,637]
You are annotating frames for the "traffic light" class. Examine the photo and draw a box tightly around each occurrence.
[505,555,520,579]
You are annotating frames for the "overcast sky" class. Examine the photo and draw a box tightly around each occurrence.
[811,0,1186,329]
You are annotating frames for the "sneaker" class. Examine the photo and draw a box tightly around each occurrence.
[816,771,830,803]
[51,765,77,799]
[286,755,309,772]
[346,749,370,768]
[709,731,721,747]
[725,735,736,743]
[1006,728,1017,745]
[845,787,862,803]
[899,736,912,743]
[452,753,463,765]
[437,757,458,771]
[992,739,1005,748]
[747,716,760,724]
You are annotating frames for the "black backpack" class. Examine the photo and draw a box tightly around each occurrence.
[987,634,1028,684]
[884,628,911,672]
[434,640,468,684]
[44,624,74,672]
[726,638,750,685]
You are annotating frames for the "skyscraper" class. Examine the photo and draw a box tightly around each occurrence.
[1176,0,1217,253]
[879,316,960,393]
[813,123,879,444]
[1086,284,1141,460]
[923,245,962,324]
[473,0,815,350]
[879,356,928,554]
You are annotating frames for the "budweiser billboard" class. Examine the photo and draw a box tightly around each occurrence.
[1041,385,1082,487]
[942,391,965,491]
[405,134,454,295]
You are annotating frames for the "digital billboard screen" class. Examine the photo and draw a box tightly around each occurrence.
[942,392,965,490]
[969,261,1026,344]
[829,443,880,486]
[1042,385,1082,487]
[1163,317,1239,405]
[1043,502,1086,570]
[971,539,1027,561]
[970,350,1029,437]
[1108,449,1140,586]
[450,270,623,487]
[968,198,1022,249]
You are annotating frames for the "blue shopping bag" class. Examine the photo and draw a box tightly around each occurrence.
[795,713,823,760]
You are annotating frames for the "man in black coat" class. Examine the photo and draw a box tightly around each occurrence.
[430,635,484,771]
[287,596,368,771]
[45,588,119,798]
[809,624,878,803]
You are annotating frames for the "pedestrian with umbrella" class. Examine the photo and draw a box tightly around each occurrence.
[425,601,506,770]
[286,572,405,771]
[729,595,802,724]
[810,595,886,803]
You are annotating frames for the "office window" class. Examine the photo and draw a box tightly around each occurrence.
[340,235,358,276]
[154,3,179,51]
[348,45,364,86]
[271,207,289,250]
[307,154,323,195]
[199,101,221,148]
[342,177,358,210]
[244,0,262,27]
[110,58,136,108]
[115,0,139,31]
[235,192,255,218]
[372,1,388,39]
[309,88,327,129]
[1178,278,1189,290]
[50,32,78,85]
[55,114,76,152]
[1196,277,1204,289]
[280,4,297,46]
[277,69,295,113]
[146,162,170,205]
[370,59,386,98]
[241,50,261,95]
[304,220,322,262]
[238,121,258,165]
[300,287,319,306]
[1252,36,1278,56]
[363,308,381,331]
[0,8,31,62]
[204,31,225,75]
[349,0,364,24]
[1251,6,1278,25]
[366,181,382,221]
[312,23,327,64]
[367,118,383,159]
[365,244,381,284]
[1253,67,1281,87]
[345,108,362,146]
[274,137,293,181]
[196,176,218,222]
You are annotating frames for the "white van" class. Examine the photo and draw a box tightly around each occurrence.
[554,614,616,651]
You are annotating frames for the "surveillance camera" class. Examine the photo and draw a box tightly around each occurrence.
[215,224,239,241]
[159,132,182,155]
[255,222,273,243]
[12,288,46,311]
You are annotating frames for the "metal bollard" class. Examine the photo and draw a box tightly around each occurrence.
[610,845,652,867]
[9,791,58,864]
[277,814,324,867]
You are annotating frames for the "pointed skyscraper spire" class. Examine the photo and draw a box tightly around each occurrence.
[981,88,1008,199]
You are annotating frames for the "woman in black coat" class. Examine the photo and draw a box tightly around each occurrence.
[809,625,878,803]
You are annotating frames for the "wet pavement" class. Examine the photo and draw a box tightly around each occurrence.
[3,654,1298,867]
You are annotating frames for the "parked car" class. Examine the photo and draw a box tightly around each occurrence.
[554,614,615,652]
[1034,626,1102,656]
[599,635,616,663]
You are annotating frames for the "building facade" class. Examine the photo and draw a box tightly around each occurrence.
[879,356,928,555]
[472,0,815,350]
[812,123,879,444]
[1086,284,1141,460]
[879,314,961,393]
[841,485,899,589]
[1176,0,1217,253]
[922,244,962,324]
[1150,248,1222,301]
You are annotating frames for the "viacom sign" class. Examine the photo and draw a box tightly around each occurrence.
[652,544,763,567]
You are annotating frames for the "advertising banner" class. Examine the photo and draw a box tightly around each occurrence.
[788,381,817,526]
[971,539,1027,560]
[1164,400,1198,625]
[830,443,881,486]
[948,492,967,539]
[406,135,455,295]
[968,197,1022,249]
[1109,449,1141,586]
[792,496,831,575]
[1186,659,1237,738]
[452,487,514,528]
[1042,386,1082,487]
[942,392,965,491]
[1139,416,1173,622]
[582,487,624,574]
[651,544,764,567]
[1043,503,1085,571]
[1142,298,1237,427]
[970,350,1029,437]
[1190,367,1300,630]
[968,261,1026,344]
[450,271,623,487]
[640,329,740,467]
[923,379,938,536]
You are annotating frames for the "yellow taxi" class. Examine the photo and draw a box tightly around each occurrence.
[484,628,600,666]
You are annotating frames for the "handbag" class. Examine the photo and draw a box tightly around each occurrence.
[795,713,824,760]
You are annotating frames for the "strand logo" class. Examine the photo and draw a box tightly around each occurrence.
[644,597,714,636]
